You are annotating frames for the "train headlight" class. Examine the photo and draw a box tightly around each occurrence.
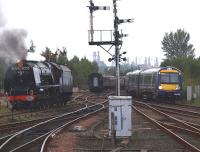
[176,85,180,90]
[158,85,163,90]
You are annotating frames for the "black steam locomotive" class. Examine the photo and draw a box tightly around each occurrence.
[4,60,73,109]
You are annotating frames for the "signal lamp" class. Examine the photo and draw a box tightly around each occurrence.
[108,58,114,62]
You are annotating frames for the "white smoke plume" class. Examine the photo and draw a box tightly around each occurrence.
[0,0,28,64]
[0,0,6,27]
[0,29,28,63]
[0,0,28,82]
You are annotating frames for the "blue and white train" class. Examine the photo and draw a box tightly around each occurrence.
[88,66,182,100]
[126,66,182,99]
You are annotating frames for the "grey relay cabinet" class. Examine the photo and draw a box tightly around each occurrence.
[109,96,132,137]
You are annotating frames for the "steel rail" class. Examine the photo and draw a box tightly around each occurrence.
[146,103,200,117]
[132,105,200,152]
[186,121,200,128]
[134,101,200,133]
[157,120,200,137]
[0,105,89,151]
[0,133,16,145]
[174,103,200,111]
[6,119,84,151]
[9,103,106,152]
[155,107,200,118]
[40,105,106,152]
[0,100,107,152]
[0,104,86,134]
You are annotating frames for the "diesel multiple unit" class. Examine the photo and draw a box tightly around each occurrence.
[88,66,182,100]
[126,67,182,99]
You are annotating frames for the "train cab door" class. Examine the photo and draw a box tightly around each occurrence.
[93,77,99,87]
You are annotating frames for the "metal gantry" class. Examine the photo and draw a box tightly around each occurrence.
[88,0,133,96]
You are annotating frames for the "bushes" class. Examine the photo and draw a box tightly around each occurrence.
[161,57,200,98]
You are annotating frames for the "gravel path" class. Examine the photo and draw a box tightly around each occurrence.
[46,109,189,152]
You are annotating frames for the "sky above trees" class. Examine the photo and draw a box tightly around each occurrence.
[0,0,200,65]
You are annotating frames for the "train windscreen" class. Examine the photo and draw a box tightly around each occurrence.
[93,77,98,87]
[160,72,179,84]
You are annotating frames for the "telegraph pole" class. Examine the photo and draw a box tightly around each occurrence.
[113,0,120,96]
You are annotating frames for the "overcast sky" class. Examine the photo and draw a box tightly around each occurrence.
[1,0,200,65]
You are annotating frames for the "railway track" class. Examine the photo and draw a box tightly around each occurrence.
[0,92,106,122]
[133,101,200,152]
[0,92,97,134]
[0,92,108,152]
[0,102,107,152]
[0,104,87,134]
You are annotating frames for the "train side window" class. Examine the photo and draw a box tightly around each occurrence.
[144,75,151,85]
[115,116,118,125]
[143,75,146,85]
[152,73,156,85]
[139,75,143,85]
[132,75,136,84]
[136,75,138,85]
[129,76,134,85]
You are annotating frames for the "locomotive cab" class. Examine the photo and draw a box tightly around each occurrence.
[157,67,182,98]
[4,61,37,108]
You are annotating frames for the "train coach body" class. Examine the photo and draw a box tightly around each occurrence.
[88,73,103,92]
[88,73,125,92]
[126,67,182,99]
[103,75,116,89]
[126,70,142,97]
[4,60,73,109]
[89,66,182,100]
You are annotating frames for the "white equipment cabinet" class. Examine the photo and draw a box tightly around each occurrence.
[109,96,132,137]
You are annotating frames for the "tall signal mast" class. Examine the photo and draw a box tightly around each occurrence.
[88,0,133,96]
[88,0,110,42]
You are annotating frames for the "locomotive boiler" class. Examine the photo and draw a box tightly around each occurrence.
[4,60,73,109]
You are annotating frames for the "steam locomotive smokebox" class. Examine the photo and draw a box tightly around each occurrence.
[109,96,132,137]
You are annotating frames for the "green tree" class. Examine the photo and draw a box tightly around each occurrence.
[161,57,200,86]
[41,47,54,62]
[68,56,98,89]
[91,61,98,73]
[56,47,68,65]
[68,56,80,87]
[161,29,195,59]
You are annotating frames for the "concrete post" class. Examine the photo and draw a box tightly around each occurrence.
[187,86,192,102]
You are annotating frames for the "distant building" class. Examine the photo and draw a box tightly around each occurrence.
[92,51,107,73]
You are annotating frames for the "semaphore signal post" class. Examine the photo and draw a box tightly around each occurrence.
[88,0,133,96]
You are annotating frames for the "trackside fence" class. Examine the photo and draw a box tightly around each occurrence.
[187,85,200,102]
